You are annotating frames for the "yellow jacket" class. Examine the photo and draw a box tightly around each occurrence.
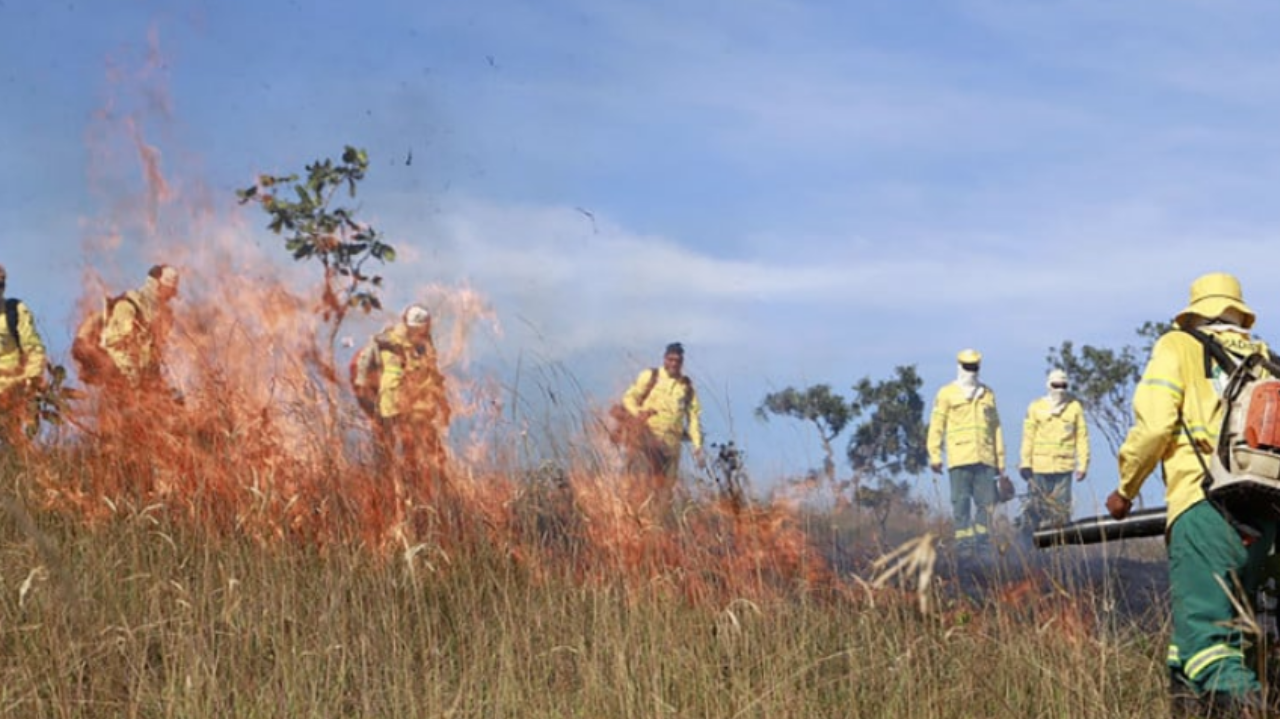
[927,383,1005,471]
[622,367,702,450]
[102,291,170,386]
[1020,397,1090,474]
[376,324,449,423]
[0,299,46,395]
[1118,328,1269,526]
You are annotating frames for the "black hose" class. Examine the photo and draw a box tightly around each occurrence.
[1032,507,1167,548]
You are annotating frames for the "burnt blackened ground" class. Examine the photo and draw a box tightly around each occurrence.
[822,526,1171,627]
[945,536,1170,626]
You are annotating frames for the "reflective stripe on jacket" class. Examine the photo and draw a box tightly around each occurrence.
[927,383,1004,472]
[1118,328,1270,527]
[1020,397,1090,474]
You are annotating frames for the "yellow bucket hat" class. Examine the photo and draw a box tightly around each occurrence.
[956,348,982,365]
[1176,272,1255,330]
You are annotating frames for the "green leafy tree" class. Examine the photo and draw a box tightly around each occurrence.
[756,384,854,487]
[1046,322,1171,459]
[846,365,929,530]
[236,146,396,364]
[846,365,929,479]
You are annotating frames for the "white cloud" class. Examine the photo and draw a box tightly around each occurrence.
[368,192,1280,377]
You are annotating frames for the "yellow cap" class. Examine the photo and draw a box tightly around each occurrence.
[957,349,982,364]
[1176,272,1255,330]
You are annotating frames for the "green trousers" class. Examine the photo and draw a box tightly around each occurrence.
[1168,501,1276,697]
[949,463,996,544]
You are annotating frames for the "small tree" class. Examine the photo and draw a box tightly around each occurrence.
[756,384,854,487]
[846,365,929,530]
[236,147,398,438]
[237,146,396,363]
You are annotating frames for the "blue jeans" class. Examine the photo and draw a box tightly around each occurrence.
[949,463,996,544]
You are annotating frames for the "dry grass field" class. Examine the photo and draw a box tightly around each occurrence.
[0,433,1174,718]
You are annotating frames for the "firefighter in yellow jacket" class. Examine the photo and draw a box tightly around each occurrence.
[375,304,450,503]
[620,342,703,490]
[99,264,179,389]
[928,349,1006,550]
[1018,368,1089,528]
[1107,272,1273,717]
[0,264,47,448]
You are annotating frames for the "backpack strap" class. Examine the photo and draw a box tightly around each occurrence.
[373,333,407,362]
[1177,325,1271,539]
[4,298,20,351]
[1180,324,1280,378]
[635,368,695,412]
[97,293,143,344]
[108,292,141,322]
[636,368,660,407]
[1179,325,1239,378]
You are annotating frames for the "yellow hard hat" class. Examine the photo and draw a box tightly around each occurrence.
[1176,272,1255,330]
[956,348,982,365]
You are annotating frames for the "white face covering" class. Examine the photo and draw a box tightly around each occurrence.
[955,366,983,400]
[1047,387,1068,413]
[1044,369,1071,413]
[1201,321,1246,335]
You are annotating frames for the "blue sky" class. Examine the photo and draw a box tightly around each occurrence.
[5,0,1280,517]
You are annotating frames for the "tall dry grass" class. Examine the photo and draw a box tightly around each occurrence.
[0,443,1171,719]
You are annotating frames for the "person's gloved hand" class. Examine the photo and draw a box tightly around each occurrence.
[997,474,1015,503]
[1106,491,1133,520]
[1074,470,1087,482]
[1019,467,1033,481]
[930,462,942,474]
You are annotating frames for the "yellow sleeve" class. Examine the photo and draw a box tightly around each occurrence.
[927,388,948,466]
[687,384,703,449]
[16,303,45,382]
[1117,338,1183,500]
[377,346,405,418]
[992,396,1005,473]
[622,369,654,415]
[1075,401,1090,473]
[1019,402,1036,470]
